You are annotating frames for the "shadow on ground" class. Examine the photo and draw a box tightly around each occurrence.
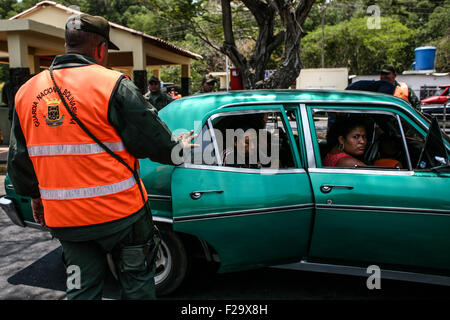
[7,246,121,300]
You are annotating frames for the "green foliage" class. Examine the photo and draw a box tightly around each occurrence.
[0,64,9,84]
[3,0,447,81]
[301,16,417,74]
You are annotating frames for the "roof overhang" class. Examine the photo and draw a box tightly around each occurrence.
[9,1,202,60]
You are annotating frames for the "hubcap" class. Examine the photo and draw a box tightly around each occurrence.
[154,239,171,285]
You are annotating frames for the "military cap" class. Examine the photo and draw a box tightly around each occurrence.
[66,13,119,50]
[380,64,396,74]
[148,76,160,84]
[202,74,217,84]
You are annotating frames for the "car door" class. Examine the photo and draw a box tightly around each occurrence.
[303,103,450,271]
[170,105,315,272]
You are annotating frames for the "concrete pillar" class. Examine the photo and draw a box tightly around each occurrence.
[32,55,41,75]
[181,64,191,97]
[133,70,147,95]
[7,33,29,68]
[132,39,147,94]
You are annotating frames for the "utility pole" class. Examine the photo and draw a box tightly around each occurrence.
[226,56,230,91]
[320,1,330,68]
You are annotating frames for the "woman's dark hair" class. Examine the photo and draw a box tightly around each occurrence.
[326,115,368,151]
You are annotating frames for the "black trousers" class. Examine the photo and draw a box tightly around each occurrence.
[59,213,156,300]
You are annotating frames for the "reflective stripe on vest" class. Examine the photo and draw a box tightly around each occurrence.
[28,142,125,156]
[14,64,147,228]
[40,176,136,200]
[394,82,409,101]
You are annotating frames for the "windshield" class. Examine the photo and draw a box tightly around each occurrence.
[437,87,449,96]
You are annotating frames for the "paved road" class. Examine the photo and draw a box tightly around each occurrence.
[1,174,450,300]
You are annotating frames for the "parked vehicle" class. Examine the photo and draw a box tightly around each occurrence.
[421,84,450,105]
[1,89,450,295]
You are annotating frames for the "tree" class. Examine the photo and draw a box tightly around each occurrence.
[301,16,417,74]
[150,0,316,89]
[221,0,316,89]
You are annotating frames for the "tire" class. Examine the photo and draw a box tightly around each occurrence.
[154,228,189,296]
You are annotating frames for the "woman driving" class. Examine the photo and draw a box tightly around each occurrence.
[323,116,368,168]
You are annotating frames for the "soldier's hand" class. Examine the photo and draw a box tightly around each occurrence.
[31,197,45,227]
[178,130,199,151]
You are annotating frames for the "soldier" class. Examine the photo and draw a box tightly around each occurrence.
[144,76,173,111]
[380,64,421,111]
[198,74,217,94]
[7,13,195,300]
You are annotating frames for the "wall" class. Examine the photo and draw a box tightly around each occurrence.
[296,68,349,90]
[352,74,450,99]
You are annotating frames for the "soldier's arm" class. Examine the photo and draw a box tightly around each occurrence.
[7,110,41,198]
[409,87,422,111]
[108,77,180,164]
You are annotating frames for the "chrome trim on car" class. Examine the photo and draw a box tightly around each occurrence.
[174,203,315,222]
[310,108,396,116]
[208,118,222,166]
[217,99,427,125]
[0,197,25,227]
[300,104,316,168]
[209,108,282,122]
[396,113,413,170]
[308,168,414,176]
[153,216,174,224]
[149,194,172,201]
[178,163,306,174]
[274,260,450,287]
[315,203,450,216]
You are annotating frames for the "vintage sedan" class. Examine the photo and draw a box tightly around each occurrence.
[1,89,450,295]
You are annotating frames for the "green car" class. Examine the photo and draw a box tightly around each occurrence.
[2,89,450,295]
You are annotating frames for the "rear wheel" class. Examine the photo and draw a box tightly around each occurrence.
[154,228,188,296]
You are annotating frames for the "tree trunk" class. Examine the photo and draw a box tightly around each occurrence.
[221,0,316,89]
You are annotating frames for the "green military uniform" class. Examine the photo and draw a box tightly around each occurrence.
[143,91,173,111]
[395,80,422,111]
[8,53,180,299]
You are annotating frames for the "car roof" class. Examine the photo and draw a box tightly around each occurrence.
[158,89,415,132]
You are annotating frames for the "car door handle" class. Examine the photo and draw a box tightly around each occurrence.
[190,190,224,200]
[320,184,354,193]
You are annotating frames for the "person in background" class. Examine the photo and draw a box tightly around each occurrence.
[144,76,173,111]
[380,64,421,111]
[168,86,182,100]
[198,74,217,94]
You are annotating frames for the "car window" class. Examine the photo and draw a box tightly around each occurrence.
[398,118,425,169]
[310,109,411,170]
[191,110,297,169]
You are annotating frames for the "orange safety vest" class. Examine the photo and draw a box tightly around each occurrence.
[15,64,148,228]
[394,82,409,102]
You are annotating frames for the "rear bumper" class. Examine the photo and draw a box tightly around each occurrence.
[0,196,25,227]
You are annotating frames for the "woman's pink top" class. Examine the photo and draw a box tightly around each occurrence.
[322,152,352,167]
